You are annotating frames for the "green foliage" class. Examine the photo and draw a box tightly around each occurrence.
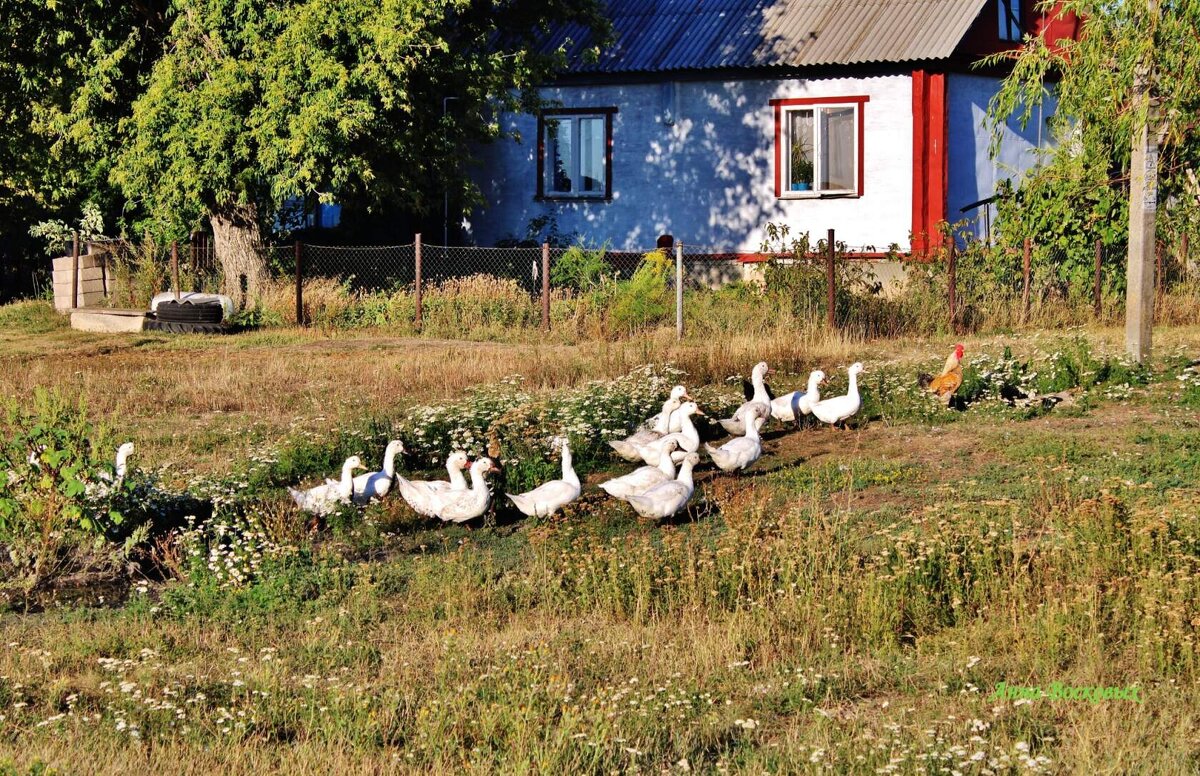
[108,0,609,242]
[550,243,611,291]
[608,250,675,333]
[984,0,1200,290]
[0,389,123,583]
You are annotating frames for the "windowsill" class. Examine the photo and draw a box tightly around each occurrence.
[778,190,860,200]
[536,194,612,202]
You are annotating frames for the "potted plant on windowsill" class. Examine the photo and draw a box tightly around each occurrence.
[790,141,813,192]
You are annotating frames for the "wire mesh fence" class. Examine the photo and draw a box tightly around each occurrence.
[52,230,1200,334]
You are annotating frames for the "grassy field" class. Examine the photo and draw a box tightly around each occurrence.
[1,301,1198,774]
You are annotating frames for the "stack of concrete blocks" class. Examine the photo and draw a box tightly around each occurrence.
[52,249,109,311]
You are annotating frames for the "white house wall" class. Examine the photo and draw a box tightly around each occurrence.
[466,75,913,253]
[947,73,1057,241]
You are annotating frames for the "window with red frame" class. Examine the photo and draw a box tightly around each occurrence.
[537,109,615,200]
[770,96,867,198]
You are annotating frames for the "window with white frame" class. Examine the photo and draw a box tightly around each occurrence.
[998,0,1023,41]
[772,98,864,198]
[538,110,614,199]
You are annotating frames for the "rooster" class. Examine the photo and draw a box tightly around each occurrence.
[918,344,964,402]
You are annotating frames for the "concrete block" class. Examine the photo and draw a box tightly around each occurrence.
[69,309,148,333]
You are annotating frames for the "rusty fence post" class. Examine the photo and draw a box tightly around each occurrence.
[947,240,958,332]
[71,232,80,310]
[1094,238,1103,317]
[171,241,181,300]
[1021,237,1032,323]
[414,233,423,330]
[541,242,551,332]
[294,241,304,326]
[826,228,836,330]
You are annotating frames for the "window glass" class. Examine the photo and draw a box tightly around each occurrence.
[998,0,1022,41]
[542,113,609,197]
[788,110,814,189]
[820,107,855,191]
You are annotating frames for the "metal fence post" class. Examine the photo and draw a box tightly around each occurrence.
[1094,238,1103,317]
[294,240,304,326]
[171,241,181,300]
[414,233,423,330]
[826,229,836,330]
[947,240,957,332]
[71,232,79,310]
[1021,237,1032,323]
[541,242,551,332]
[675,243,683,339]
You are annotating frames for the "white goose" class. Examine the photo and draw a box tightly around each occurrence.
[770,370,825,425]
[395,451,471,517]
[719,362,771,436]
[289,455,366,515]
[635,402,703,465]
[621,452,700,520]
[706,403,769,472]
[351,440,404,504]
[436,457,499,524]
[811,363,865,428]
[598,438,680,499]
[646,385,690,433]
[87,442,136,497]
[506,437,581,517]
[609,386,689,461]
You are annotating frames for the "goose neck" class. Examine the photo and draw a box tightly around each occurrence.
[848,370,860,398]
[384,447,400,478]
[751,369,768,402]
[561,445,579,486]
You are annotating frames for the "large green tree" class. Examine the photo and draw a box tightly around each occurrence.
[0,0,169,300]
[109,0,606,300]
[987,0,1200,357]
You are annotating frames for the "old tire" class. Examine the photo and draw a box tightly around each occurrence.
[155,300,224,324]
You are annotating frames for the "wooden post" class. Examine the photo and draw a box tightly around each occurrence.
[1182,233,1191,279]
[947,240,957,332]
[1092,239,1102,317]
[675,243,684,339]
[541,242,551,332]
[414,233,423,330]
[171,241,181,301]
[294,241,304,326]
[71,232,79,310]
[826,228,836,330]
[1021,237,1032,323]
[100,251,108,298]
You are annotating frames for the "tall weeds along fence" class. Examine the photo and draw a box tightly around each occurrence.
[54,229,1200,337]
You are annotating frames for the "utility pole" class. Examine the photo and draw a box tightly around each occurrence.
[1124,0,1158,363]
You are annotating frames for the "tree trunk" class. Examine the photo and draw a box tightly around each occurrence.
[210,203,268,309]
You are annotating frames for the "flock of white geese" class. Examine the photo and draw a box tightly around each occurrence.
[289,361,865,522]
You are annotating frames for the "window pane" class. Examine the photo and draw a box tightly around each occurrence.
[579,117,605,194]
[545,119,573,193]
[998,0,1021,40]
[787,110,814,189]
[819,107,855,191]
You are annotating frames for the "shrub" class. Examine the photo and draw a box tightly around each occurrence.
[608,251,675,333]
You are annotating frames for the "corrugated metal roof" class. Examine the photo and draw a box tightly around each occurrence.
[546,0,990,73]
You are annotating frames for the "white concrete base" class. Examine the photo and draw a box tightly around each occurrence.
[69,309,148,333]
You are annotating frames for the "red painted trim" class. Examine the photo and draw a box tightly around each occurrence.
[538,107,619,116]
[769,95,871,107]
[535,107,618,202]
[605,111,614,201]
[911,70,928,254]
[773,103,782,197]
[858,100,866,196]
[929,73,947,250]
[536,114,546,200]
